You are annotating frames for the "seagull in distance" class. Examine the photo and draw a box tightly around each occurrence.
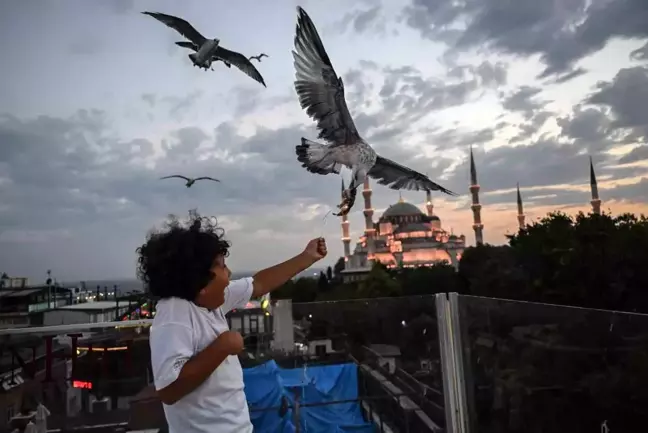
[249,53,269,62]
[143,11,266,86]
[292,7,457,216]
[160,175,221,188]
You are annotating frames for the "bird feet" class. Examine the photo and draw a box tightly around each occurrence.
[333,189,353,216]
[333,205,350,217]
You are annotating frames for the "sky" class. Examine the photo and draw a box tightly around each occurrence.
[0,0,647,282]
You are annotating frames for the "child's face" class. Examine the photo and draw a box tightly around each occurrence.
[195,255,231,309]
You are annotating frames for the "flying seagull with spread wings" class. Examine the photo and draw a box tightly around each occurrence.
[249,53,269,62]
[292,7,457,216]
[142,11,266,87]
[160,175,221,188]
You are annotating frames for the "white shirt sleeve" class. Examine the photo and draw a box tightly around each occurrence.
[221,277,254,314]
[150,322,194,391]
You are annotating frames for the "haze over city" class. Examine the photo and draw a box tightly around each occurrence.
[0,0,647,281]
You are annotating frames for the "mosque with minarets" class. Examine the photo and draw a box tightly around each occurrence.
[340,149,604,283]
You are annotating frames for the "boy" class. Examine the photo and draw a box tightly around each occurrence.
[137,212,327,433]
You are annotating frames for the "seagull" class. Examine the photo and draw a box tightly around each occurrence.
[174,41,266,87]
[142,11,266,87]
[292,7,457,216]
[160,175,221,188]
[175,42,232,69]
[249,53,269,62]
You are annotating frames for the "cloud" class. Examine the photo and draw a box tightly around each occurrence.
[585,66,648,143]
[373,60,506,124]
[2,1,648,281]
[619,145,648,164]
[332,4,387,36]
[502,86,545,117]
[0,109,346,278]
[631,42,648,61]
[401,0,648,78]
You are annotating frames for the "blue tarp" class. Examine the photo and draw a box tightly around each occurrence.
[243,361,376,433]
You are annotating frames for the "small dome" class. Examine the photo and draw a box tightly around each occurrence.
[449,234,458,240]
[381,201,424,218]
[428,215,440,221]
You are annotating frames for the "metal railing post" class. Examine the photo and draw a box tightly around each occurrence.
[435,293,470,433]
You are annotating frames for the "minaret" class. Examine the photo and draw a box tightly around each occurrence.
[469,147,484,245]
[516,183,526,229]
[590,156,601,215]
[340,179,351,260]
[425,190,434,217]
[363,177,376,260]
[425,172,434,217]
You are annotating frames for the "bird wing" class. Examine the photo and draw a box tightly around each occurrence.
[142,12,207,46]
[368,156,458,196]
[161,175,191,181]
[292,7,361,145]
[175,41,197,50]
[213,47,267,87]
[194,177,221,182]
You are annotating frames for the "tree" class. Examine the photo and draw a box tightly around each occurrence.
[457,211,648,312]
[505,211,648,310]
[459,244,530,301]
[333,257,345,279]
[358,262,401,298]
[326,266,333,282]
[399,263,462,296]
[273,277,318,303]
[317,271,329,291]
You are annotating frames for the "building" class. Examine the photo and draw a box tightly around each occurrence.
[342,186,466,282]
[0,336,70,433]
[341,154,604,282]
[0,285,73,328]
[43,302,131,326]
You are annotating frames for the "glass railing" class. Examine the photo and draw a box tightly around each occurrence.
[455,295,648,433]
[0,296,445,433]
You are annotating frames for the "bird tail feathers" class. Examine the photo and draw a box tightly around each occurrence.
[176,41,196,50]
[295,138,341,175]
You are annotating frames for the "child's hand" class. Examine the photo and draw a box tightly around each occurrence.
[303,237,328,261]
[217,331,244,355]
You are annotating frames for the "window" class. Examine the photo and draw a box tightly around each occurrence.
[249,316,259,334]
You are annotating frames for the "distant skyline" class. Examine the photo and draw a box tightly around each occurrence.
[0,0,647,281]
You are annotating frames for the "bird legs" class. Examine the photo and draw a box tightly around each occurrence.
[334,185,358,217]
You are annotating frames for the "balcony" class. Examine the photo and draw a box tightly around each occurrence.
[1,294,647,432]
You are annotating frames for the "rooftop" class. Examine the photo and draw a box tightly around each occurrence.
[57,301,122,311]
[381,200,425,219]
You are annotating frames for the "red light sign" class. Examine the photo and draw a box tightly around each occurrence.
[72,380,92,389]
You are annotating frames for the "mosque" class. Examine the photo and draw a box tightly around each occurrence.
[340,149,604,282]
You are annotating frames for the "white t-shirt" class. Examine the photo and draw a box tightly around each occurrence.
[150,277,254,433]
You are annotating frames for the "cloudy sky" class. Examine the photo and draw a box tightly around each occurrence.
[0,0,647,281]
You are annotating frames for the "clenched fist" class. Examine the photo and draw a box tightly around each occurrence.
[217,330,244,355]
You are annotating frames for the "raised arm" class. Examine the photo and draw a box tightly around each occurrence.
[252,238,327,298]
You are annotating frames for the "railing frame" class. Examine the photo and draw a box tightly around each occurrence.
[436,292,470,433]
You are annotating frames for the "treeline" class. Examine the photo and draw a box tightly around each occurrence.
[273,211,648,313]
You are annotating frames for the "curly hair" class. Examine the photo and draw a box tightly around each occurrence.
[136,209,230,301]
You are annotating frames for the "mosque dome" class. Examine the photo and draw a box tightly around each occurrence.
[394,222,430,234]
[381,200,424,218]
